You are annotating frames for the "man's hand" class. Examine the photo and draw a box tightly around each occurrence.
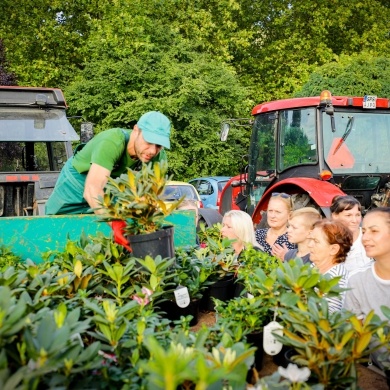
[112,220,132,252]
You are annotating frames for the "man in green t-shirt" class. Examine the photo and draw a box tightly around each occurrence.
[45,111,171,215]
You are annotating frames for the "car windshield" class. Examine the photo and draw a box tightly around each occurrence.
[163,185,198,201]
[217,181,229,191]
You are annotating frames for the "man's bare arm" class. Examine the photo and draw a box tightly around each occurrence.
[84,163,111,215]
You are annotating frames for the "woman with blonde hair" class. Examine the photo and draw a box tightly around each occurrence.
[255,192,296,258]
[221,210,262,255]
[284,207,322,263]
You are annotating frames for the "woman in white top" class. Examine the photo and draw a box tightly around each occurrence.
[344,207,390,371]
[330,195,372,272]
[308,219,352,313]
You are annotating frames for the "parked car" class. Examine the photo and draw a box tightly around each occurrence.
[162,181,203,208]
[219,172,273,216]
[189,176,231,209]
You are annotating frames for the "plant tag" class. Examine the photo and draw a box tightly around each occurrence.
[263,321,283,356]
[174,286,190,308]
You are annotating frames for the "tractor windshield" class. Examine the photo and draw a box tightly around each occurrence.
[278,108,317,171]
[323,111,390,174]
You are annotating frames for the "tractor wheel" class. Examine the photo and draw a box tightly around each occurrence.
[198,208,223,228]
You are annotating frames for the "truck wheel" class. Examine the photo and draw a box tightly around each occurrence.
[198,208,223,227]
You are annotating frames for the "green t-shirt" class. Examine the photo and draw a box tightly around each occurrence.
[72,128,167,178]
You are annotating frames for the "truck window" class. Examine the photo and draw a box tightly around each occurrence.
[279,108,317,171]
[323,111,390,174]
[248,112,277,182]
[0,141,68,172]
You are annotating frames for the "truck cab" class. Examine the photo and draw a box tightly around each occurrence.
[0,87,79,216]
[222,91,390,223]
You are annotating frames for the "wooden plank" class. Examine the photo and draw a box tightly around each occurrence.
[0,211,196,263]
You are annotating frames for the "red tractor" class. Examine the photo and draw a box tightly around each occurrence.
[220,91,390,225]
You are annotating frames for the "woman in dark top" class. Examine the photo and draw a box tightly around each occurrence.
[255,193,296,257]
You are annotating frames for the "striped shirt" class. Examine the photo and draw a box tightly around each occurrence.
[324,263,349,313]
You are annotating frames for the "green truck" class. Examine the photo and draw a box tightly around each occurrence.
[0,87,195,262]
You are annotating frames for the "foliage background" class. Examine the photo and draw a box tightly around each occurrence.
[0,0,389,179]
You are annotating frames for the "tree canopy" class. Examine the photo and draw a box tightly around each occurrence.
[0,39,17,86]
[0,0,389,179]
[296,52,390,98]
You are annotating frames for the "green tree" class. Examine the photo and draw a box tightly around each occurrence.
[0,0,100,87]
[236,0,390,102]
[64,0,252,179]
[295,52,390,98]
[0,39,17,85]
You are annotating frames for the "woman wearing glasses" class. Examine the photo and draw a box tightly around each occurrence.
[255,192,296,257]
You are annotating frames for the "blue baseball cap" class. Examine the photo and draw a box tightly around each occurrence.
[137,111,171,149]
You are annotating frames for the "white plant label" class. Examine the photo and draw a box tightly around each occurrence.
[174,286,190,308]
[263,321,283,355]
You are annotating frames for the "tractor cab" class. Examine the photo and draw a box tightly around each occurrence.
[222,91,390,223]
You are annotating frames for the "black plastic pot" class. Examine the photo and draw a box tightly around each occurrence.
[385,370,390,390]
[272,345,291,368]
[158,299,200,327]
[246,331,265,385]
[200,276,235,312]
[127,225,175,259]
[246,331,264,371]
[272,347,303,368]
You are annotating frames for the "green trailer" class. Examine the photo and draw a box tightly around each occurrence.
[0,211,196,263]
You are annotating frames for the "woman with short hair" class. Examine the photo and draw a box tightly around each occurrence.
[308,219,352,313]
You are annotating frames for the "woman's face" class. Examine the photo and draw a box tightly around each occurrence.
[287,216,312,244]
[221,216,238,241]
[332,204,362,234]
[308,226,339,269]
[267,198,290,229]
[362,212,390,261]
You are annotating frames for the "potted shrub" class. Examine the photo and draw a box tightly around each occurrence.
[214,295,271,374]
[194,223,246,311]
[274,298,386,389]
[98,161,183,259]
[156,246,214,326]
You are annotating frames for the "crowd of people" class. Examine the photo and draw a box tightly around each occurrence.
[220,193,390,372]
[47,112,389,373]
